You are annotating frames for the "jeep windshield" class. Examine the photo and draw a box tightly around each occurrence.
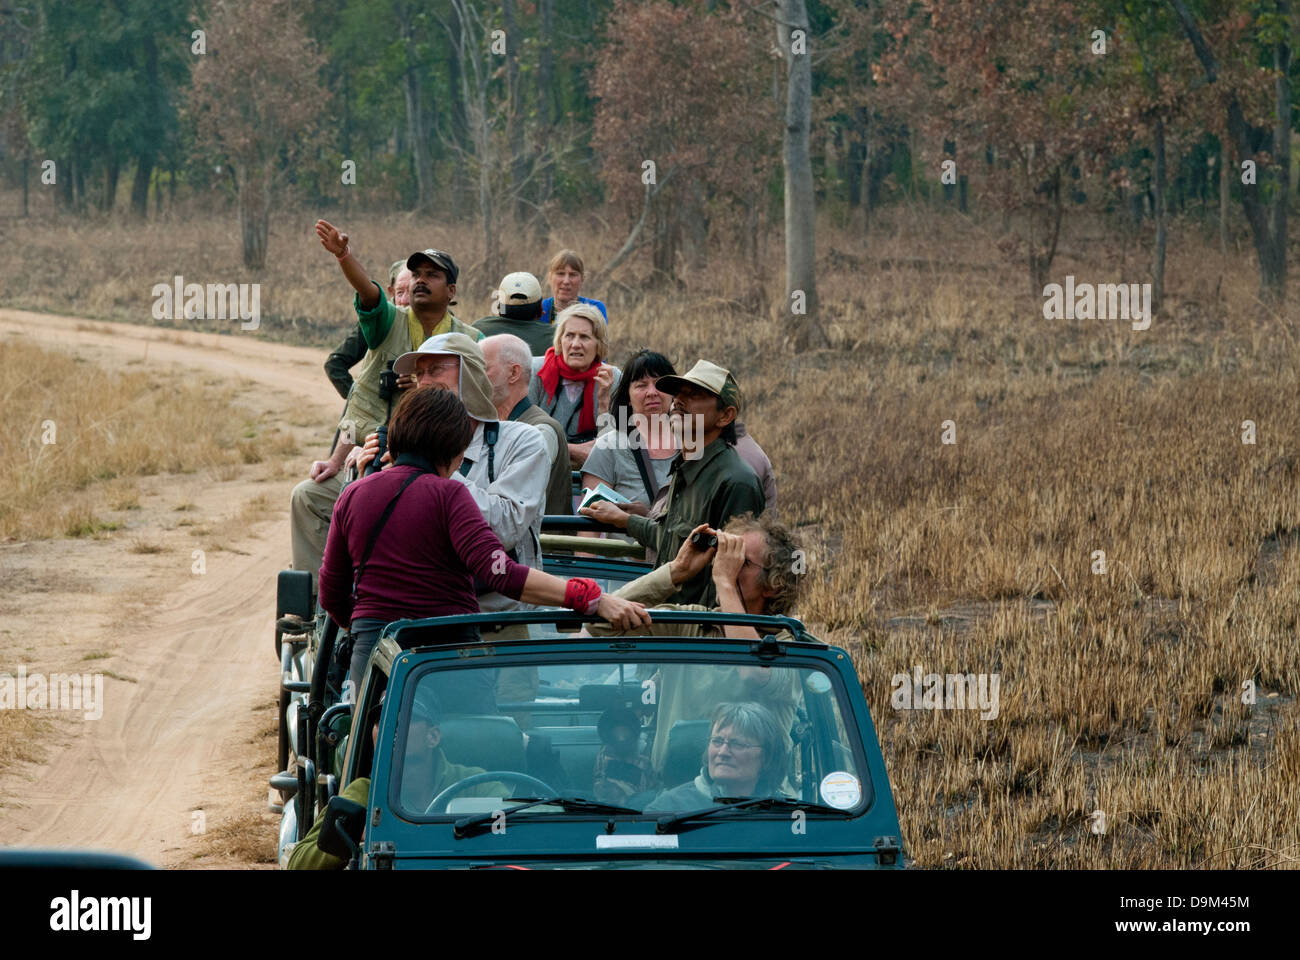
[389,656,872,822]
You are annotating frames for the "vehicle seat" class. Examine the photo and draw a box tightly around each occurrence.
[526,725,601,795]
[438,715,526,773]
[663,720,711,788]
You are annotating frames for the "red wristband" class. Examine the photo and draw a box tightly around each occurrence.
[563,578,602,616]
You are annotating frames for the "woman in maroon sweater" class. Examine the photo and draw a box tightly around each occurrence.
[319,387,650,703]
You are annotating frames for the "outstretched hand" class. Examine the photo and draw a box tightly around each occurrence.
[315,219,349,257]
[579,500,630,530]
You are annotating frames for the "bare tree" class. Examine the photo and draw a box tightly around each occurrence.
[776,0,830,350]
[395,0,434,213]
[189,0,327,269]
[438,0,572,286]
[1169,0,1291,301]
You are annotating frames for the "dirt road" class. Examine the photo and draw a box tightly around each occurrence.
[0,310,340,867]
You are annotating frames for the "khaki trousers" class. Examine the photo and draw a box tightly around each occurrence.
[289,471,345,590]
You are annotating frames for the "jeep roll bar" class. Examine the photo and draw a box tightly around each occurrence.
[380,609,818,648]
[540,515,627,535]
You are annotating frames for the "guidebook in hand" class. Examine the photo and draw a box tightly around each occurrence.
[580,482,632,510]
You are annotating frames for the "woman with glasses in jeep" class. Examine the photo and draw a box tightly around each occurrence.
[644,701,790,810]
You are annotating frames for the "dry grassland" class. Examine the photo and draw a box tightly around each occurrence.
[0,340,281,541]
[3,201,1298,867]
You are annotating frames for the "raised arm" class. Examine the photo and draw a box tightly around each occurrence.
[316,219,381,310]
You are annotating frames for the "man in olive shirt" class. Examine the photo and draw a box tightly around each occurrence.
[580,360,765,606]
[322,260,411,400]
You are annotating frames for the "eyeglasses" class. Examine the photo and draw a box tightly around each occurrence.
[415,358,460,375]
[708,736,761,752]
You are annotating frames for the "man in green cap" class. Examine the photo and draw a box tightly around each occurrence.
[580,359,766,606]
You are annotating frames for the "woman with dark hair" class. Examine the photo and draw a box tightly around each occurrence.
[580,350,679,517]
[318,387,651,701]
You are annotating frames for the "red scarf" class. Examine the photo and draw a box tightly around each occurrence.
[538,347,602,436]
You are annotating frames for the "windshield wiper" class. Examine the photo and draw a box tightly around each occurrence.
[655,796,853,834]
[454,796,642,837]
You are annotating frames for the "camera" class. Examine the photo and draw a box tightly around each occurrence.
[377,360,398,403]
[690,530,718,550]
[364,425,388,477]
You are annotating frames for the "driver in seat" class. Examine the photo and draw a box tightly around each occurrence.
[287,693,503,870]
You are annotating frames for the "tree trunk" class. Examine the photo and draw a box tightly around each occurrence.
[102,160,120,212]
[777,0,829,351]
[1266,14,1290,299]
[238,169,271,270]
[397,3,433,213]
[1219,138,1228,257]
[1171,0,1288,301]
[445,1,471,217]
[537,0,556,225]
[22,156,29,218]
[130,156,154,218]
[502,0,527,223]
[1152,113,1167,314]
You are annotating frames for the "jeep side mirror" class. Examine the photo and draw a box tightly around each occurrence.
[277,570,314,621]
[316,795,366,864]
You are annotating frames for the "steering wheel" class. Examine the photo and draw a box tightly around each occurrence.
[425,771,558,814]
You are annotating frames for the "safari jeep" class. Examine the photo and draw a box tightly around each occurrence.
[277,603,904,870]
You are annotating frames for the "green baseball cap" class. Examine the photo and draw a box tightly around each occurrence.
[388,259,406,286]
[654,359,742,410]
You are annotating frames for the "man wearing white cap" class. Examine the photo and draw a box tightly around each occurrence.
[472,271,555,357]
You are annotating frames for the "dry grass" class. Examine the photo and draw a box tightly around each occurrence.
[190,812,278,865]
[0,341,256,540]
[0,711,52,770]
[126,537,167,554]
[3,199,1298,868]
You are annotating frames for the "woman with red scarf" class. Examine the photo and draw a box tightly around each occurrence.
[527,302,621,468]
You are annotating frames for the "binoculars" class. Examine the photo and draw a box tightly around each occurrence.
[690,530,718,550]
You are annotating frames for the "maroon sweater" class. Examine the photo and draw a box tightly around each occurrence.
[318,465,532,627]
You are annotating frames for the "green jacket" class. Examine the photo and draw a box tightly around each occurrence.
[472,314,556,356]
[285,750,500,870]
[338,289,484,444]
[625,438,765,606]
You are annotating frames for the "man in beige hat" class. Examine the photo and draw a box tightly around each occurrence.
[347,332,551,702]
[472,271,555,357]
[377,333,550,601]
[581,359,766,606]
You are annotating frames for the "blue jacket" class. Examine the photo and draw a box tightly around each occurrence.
[541,296,608,325]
